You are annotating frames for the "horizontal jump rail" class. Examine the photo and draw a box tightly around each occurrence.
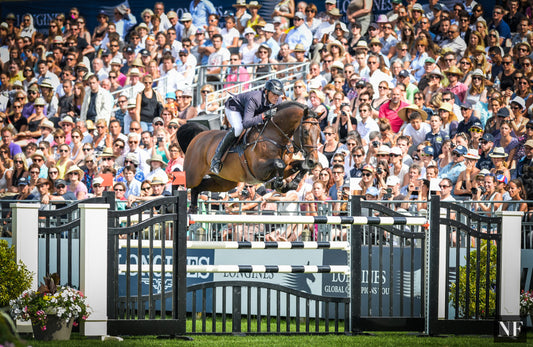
[117,240,350,250]
[187,241,350,250]
[188,214,427,226]
[118,264,350,274]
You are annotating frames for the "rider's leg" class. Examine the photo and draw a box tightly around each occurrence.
[210,109,243,175]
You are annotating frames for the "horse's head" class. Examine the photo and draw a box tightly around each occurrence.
[293,106,320,170]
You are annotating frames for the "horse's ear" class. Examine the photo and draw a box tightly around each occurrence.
[303,105,309,119]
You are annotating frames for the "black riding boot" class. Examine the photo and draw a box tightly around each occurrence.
[210,129,237,175]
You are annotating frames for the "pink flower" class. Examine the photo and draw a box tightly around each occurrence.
[73,321,78,327]
[41,325,47,331]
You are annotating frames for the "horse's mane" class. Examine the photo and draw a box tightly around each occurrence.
[275,101,317,119]
[276,100,307,111]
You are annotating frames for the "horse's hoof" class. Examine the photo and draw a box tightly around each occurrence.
[272,178,284,190]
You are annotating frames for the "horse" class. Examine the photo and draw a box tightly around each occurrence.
[177,101,320,212]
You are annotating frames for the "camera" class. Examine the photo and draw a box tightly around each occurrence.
[372,140,379,148]
[341,111,347,117]
[240,189,249,198]
[376,167,383,175]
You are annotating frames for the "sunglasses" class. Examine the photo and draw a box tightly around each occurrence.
[362,172,373,177]
[470,128,483,133]
[114,188,124,192]
[141,186,151,191]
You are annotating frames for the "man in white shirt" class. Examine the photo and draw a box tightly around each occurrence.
[153,2,171,31]
[92,58,108,82]
[285,12,313,51]
[206,34,230,79]
[36,60,60,90]
[367,54,392,99]
[160,55,185,96]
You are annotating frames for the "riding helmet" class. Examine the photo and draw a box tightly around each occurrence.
[265,79,285,96]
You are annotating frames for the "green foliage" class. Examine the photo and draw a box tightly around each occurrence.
[10,273,91,331]
[450,240,497,318]
[0,240,33,307]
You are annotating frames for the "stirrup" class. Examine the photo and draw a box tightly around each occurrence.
[210,160,222,175]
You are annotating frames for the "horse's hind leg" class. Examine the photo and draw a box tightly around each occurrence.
[190,176,238,213]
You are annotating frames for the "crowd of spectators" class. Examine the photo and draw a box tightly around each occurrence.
[0,0,532,219]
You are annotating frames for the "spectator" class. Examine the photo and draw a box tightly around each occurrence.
[439,145,467,184]
[113,4,137,41]
[379,87,409,133]
[135,74,164,132]
[190,0,217,29]
[285,12,312,51]
[65,165,87,200]
[80,75,113,124]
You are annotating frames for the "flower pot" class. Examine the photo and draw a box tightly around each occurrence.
[32,315,73,341]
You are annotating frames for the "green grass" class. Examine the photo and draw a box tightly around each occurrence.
[21,331,533,346]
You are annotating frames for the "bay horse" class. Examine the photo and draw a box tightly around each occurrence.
[177,101,320,212]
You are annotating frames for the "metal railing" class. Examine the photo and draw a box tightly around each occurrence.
[196,61,310,116]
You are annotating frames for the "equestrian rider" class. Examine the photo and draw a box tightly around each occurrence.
[210,79,285,174]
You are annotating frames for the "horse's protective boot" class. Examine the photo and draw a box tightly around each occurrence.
[210,129,237,175]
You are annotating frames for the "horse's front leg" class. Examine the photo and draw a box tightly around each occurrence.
[279,166,307,193]
[283,159,304,178]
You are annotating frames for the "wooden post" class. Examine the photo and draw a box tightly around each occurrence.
[11,202,40,332]
[79,203,109,337]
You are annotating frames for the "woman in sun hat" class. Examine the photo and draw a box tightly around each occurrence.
[65,165,87,200]
[246,1,264,29]
[145,153,167,181]
[438,102,459,138]
[489,146,511,182]
[464,69,488,106]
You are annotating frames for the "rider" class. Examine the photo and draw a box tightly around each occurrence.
[210,79,285,175]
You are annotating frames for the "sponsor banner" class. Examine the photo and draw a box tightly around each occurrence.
[213,249,326,316]
[117,246,214,311]
[323,247,423,316]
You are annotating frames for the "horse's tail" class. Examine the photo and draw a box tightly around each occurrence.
[176,122,209,154]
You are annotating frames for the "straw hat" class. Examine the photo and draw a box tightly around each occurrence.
[40,119,55,130]
[150,175,168,185]
[31,150,46,162]
[489,147,508,158]
[428,68,445,79]
[398,104,428,122]
[464,149,481,160]
[146,153,167,168]
[131,58,144,67]
[65,165,84,177]
[444,66,464,77]
[473,45,486,55]
[438,102,457,120]
[248,1,262,8]
[327,40,345,56]
[328,8,342,17]
[86,120,96,130]
[99,147,116,158]
[369,37,383,47]
[59,116,75,126]
[293,44,306,53]
[33,97,46,106]
[233,0,247,8]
